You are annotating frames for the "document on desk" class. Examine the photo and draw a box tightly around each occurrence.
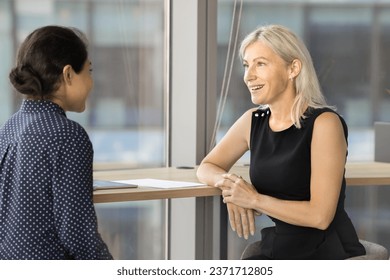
[113,178,205,189]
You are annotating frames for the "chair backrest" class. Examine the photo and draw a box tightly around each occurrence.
[241,239,389,260]
[346,240,389,260]
[240,241,262,260]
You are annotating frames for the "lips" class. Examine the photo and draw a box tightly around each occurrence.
[250,85,264,91]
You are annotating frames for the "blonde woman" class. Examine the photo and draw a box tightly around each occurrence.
[197,25,365,259]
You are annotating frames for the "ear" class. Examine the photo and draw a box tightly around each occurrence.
[62,65,73,85]
[289,59,302,80]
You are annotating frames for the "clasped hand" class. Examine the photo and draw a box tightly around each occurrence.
[215,173,261,239]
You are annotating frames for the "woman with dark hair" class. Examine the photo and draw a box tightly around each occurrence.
[0,26,112,259]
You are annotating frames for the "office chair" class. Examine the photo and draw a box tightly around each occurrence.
[240,239,389,260]
[346,240,389,260]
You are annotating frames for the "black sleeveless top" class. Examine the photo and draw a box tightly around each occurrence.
[249,107,365,259]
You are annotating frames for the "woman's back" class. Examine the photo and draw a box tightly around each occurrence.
[0,99,111,259]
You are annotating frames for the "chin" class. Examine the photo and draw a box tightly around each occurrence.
[74,106,86,113]
[251,98,264,105]
[78,103,87,112]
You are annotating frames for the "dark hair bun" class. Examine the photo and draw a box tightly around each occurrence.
[9,65,43,96]
[9,25,88,98]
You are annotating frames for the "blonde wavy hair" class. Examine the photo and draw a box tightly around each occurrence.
[239,24,332,128]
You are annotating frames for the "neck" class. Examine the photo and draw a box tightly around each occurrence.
[267,93,296,131]
[268,95,295,122]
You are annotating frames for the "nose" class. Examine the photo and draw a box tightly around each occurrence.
[244,65,256,84]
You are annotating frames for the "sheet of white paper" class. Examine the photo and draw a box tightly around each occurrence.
[113,178,205,189]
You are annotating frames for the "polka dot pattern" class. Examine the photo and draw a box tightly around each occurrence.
[0,100,112,260]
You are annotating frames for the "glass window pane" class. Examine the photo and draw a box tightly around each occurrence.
[377,9,390,122]
[95,200,165,259]
[0,0,13,123]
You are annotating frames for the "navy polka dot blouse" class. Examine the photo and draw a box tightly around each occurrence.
[0,100,113,260]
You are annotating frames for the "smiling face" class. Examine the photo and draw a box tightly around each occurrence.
[242,40,294,106]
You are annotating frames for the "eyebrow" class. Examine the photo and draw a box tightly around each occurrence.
[243,56,269,63]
